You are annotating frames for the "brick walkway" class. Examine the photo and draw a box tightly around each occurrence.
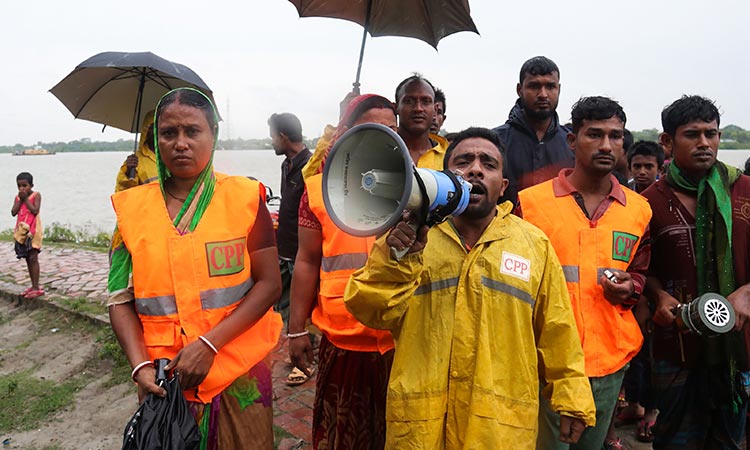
[0,241,314,450]
[0,241,652,450]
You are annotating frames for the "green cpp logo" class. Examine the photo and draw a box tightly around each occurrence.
[612,231,639,262]
[205,238,245,276]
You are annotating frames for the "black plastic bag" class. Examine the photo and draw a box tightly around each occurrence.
[122,358,201,450]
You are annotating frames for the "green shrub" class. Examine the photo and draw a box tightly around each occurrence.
[0,228,12,241]
[45,222,78,243]
[44,222,111,248]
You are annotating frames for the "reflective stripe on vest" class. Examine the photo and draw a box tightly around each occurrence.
[201,277,254,310]
[135,294,178,316]
[481,276,535,308]
[415,277,459,295]
[518,179,650,377]
[135,276,255,316]
[112,175,282,403]
[561,266,616,284]
[322,253,369,272]
[306,173,394,353]
[561,265,579,283]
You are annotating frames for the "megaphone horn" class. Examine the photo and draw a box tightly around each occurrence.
[322,123,471,254]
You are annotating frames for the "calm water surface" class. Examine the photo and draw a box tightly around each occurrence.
[2,149,749,233]
[0,150,283,233]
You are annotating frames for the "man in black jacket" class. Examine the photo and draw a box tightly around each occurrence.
[493,56,574,204]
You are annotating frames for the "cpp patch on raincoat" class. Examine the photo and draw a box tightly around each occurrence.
[500,251,531,281]
[612,231,639,262]
[205,237,245,276]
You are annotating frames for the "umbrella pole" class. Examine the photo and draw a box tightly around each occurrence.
[353,0,373,95]
[128,73,146,179]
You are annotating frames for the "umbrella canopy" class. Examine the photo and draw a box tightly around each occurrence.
[290,0,478,48]
[289,0,479,89]
[50,51,217,134]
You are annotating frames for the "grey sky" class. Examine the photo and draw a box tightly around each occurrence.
[2,0,747,146]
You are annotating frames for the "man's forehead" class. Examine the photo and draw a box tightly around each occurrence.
[579,117,624,132]
[452,138,501,158]
[678,119,719,132]
[402,80,434,96]
[522,72,559,84]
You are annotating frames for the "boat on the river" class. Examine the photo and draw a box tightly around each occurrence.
[12,147,56,156]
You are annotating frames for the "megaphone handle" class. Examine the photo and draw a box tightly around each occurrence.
[126,151,137,180]
[389,222,419,261]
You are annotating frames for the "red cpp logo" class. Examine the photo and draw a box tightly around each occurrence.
[500,252,531,281]
[205,237,246,276]
[612,231,639,262]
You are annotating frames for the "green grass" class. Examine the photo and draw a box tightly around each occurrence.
[273,424,294,448]
[0,223,111,251]
[25,308,130,387]
[59,296,107,316]
[29,309,130,387]
[0,370,87,431]
[96,328,131,388]
[28,308,100,337]
[0,308,131,432]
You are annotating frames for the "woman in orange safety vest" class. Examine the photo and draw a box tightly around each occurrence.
[108,88,282,449]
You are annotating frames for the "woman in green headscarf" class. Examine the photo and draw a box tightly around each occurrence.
[108,87,282,449]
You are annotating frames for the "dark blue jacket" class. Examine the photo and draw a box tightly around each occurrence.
[493,100,574,205]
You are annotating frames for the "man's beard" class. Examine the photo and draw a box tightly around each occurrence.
[460,200,496,220]
[524,107,553,121]
[520,97,554,121]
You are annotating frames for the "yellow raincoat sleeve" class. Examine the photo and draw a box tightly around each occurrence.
[115,163,139,191]
[534,237,597,427]
[344,234,423,331]
[302,125,337,180]
[114,111,158,192]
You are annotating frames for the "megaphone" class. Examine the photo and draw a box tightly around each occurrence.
[322,123,471,256]
[672,293,736,336]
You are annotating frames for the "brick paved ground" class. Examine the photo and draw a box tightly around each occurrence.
[0,241,652,450]
[0,241,314,450]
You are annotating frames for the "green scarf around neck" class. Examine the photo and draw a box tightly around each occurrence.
[154,87,219,233]
[665,160,741,297]
[666,159,745,411]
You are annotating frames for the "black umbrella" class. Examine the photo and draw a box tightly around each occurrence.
[122,359,201,450]
[289,0,479,92]
[50,51,217,177]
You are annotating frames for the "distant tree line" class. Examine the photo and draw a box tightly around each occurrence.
[1,126,748,153]
[631,125,750,149]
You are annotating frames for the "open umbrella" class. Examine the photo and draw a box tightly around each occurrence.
[50,51,217,177]
[289,0,479,92]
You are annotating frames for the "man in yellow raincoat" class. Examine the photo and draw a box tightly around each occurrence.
[344,127,596,449]
[114,111,158,192]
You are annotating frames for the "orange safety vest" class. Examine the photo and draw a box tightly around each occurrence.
[112,174,282,402]
[306,174,394,353]
[518,181,650,377]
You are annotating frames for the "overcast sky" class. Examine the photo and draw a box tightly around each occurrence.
[2,0,747,146]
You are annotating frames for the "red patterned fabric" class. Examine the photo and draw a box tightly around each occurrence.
[313,335,393,450]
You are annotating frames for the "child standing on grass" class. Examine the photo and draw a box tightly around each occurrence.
[11,172,43,299]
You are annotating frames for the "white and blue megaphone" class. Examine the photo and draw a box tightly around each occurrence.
[322,123,471,258]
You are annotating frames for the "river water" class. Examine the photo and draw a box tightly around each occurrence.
[2,149,749,233]
[0,150,283,233]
